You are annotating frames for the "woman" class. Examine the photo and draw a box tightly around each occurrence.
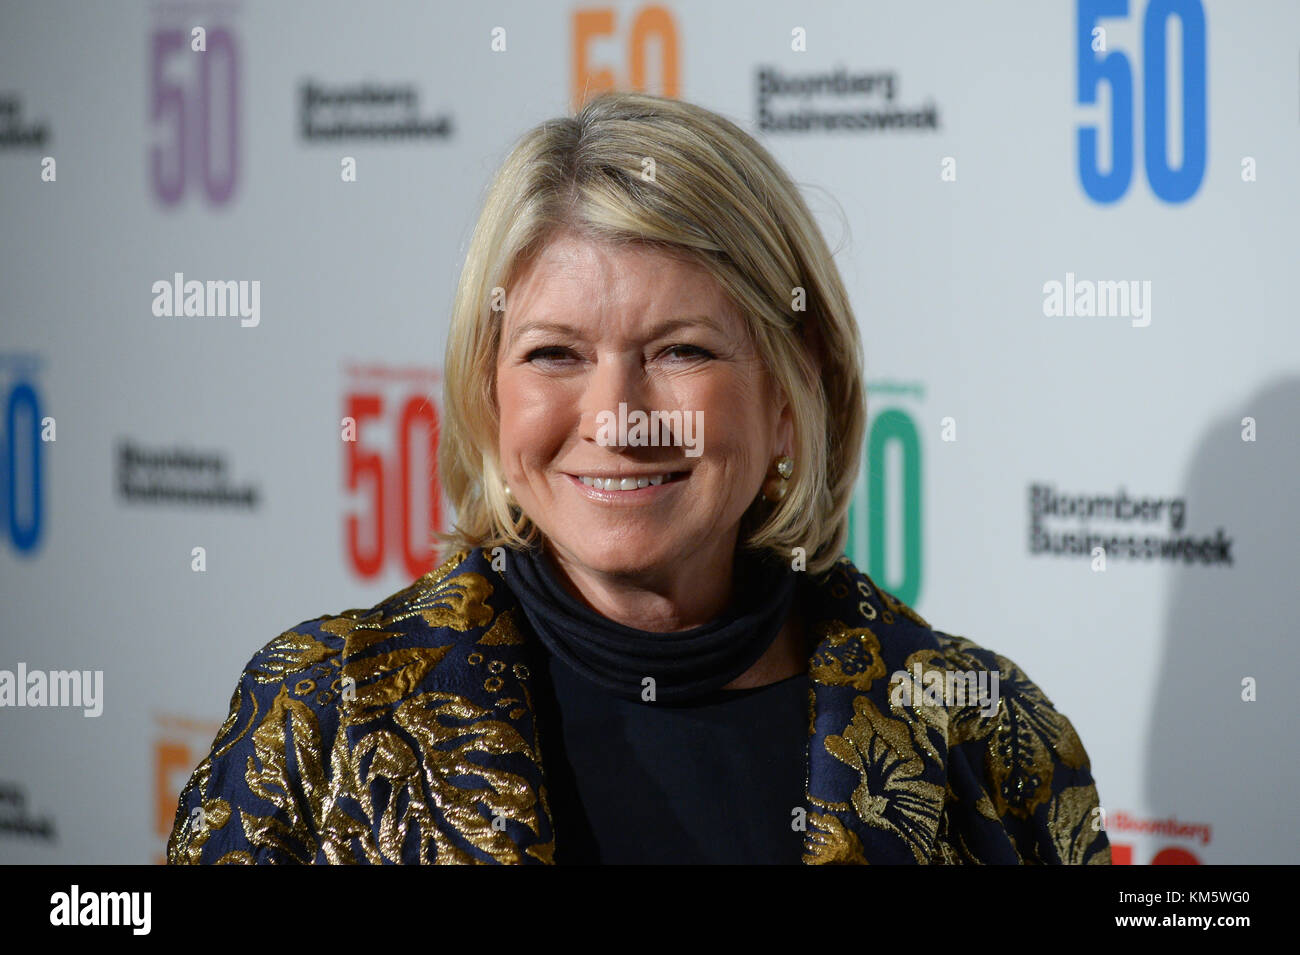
[168,91,1109,865]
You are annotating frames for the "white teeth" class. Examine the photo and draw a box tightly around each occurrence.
[578,474,674,490]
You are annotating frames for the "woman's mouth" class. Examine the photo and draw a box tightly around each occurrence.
[564,471,690,501]
[576,472,687,491]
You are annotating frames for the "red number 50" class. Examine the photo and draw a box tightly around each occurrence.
[345,393,441,579]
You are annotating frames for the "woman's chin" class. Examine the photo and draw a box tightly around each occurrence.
[548,536,684,579]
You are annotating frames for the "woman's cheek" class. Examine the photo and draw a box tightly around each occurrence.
[677,372,765,450]
[500,374,571,462]
[495,372,533,467]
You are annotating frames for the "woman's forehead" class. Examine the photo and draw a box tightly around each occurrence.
[503,241,740,339]
[511,233,712,295]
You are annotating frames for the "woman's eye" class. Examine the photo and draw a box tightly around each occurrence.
[661,344,715,361]
[525,346,575,363]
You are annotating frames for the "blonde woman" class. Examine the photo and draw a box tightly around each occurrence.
[169,91,1109,865]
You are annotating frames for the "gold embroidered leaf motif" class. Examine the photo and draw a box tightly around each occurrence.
[167,755,212,865]
[337,693,543,864]
[342,644,454,725]
[934,631,1088,814]
[392,691,546,863]
[248,631,338,685]
[808,621,888,692]
[982,677,1086,819]
[416,549,472,588]
[332,550,472,625]
[925,636,1002,745]
[890,649,950,764]
[335,624,401,658]
[214,850,255,864]
[974,791,1000,821]
[210,683,252,758]
[924,641,1004,747]
[477,607,524,645]
[1046,785,1110,865]
[168,774,231,866]
[346,728,449,864]
[242,685,326,863]
[237,808,313,863]
[169,679,260,863]
[319,614,373,639]
[316,719,377,865]
[525,843,556,863]
[802,811,868,864]
[367,571,496,632]
[823,694,945,862]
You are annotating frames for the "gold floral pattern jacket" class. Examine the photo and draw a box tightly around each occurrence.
[167,548,1110,864]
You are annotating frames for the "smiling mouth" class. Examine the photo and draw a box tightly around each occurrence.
[574,472,688,491]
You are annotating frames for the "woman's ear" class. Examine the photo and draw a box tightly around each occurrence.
[775,395,795,459]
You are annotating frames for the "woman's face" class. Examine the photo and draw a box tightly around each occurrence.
[495,230,790,582]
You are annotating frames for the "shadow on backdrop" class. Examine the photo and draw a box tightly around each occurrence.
[1145,375,1300,864]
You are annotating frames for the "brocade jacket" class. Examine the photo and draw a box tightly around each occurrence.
[167,548,1111,864]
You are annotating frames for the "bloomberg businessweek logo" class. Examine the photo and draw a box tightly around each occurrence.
[299,79,452,142]
[1029,483,1234,566]
[117,441,259,509]
[755,60,940,133]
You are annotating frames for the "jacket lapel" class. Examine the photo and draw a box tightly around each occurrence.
[331,550,555,863]
[800,556,950,863]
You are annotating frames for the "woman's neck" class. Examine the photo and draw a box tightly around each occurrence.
[541,537,739,632]
[535,538,809,691]
[722,610,808,689]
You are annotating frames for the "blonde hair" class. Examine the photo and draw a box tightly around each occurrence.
[437,91,865,576]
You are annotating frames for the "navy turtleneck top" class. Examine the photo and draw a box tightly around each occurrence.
[506,544,811,864]
[532,648,811,864]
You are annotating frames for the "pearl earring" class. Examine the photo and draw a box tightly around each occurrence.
[762,455,794,502]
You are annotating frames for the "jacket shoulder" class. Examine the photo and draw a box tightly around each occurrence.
[167,548,508,864]
[925,629,1111,864]
[808,557,1109,864]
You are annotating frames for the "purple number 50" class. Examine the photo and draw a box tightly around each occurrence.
[150,27,239,205]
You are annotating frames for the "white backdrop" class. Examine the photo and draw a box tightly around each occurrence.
[2,0,1297,864]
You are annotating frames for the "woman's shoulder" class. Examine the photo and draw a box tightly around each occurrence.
[809,555,1056,691]
[262,543,513,650]
[231,547,502,688]
[167,547,514,864]
[807,557,1108,863]
[807,555,1089,761]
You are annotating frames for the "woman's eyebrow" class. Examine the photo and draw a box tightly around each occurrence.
[505,320,586,350]
[506,315,726,349]
[649,315,728,337]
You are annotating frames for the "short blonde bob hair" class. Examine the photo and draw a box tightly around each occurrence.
[438,90,865,576]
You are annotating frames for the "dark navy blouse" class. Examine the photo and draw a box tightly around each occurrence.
[533,647,811,864]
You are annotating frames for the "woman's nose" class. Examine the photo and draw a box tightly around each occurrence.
[578,355,649,448]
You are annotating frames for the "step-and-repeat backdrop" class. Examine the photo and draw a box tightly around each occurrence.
[2,0,1297,863]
